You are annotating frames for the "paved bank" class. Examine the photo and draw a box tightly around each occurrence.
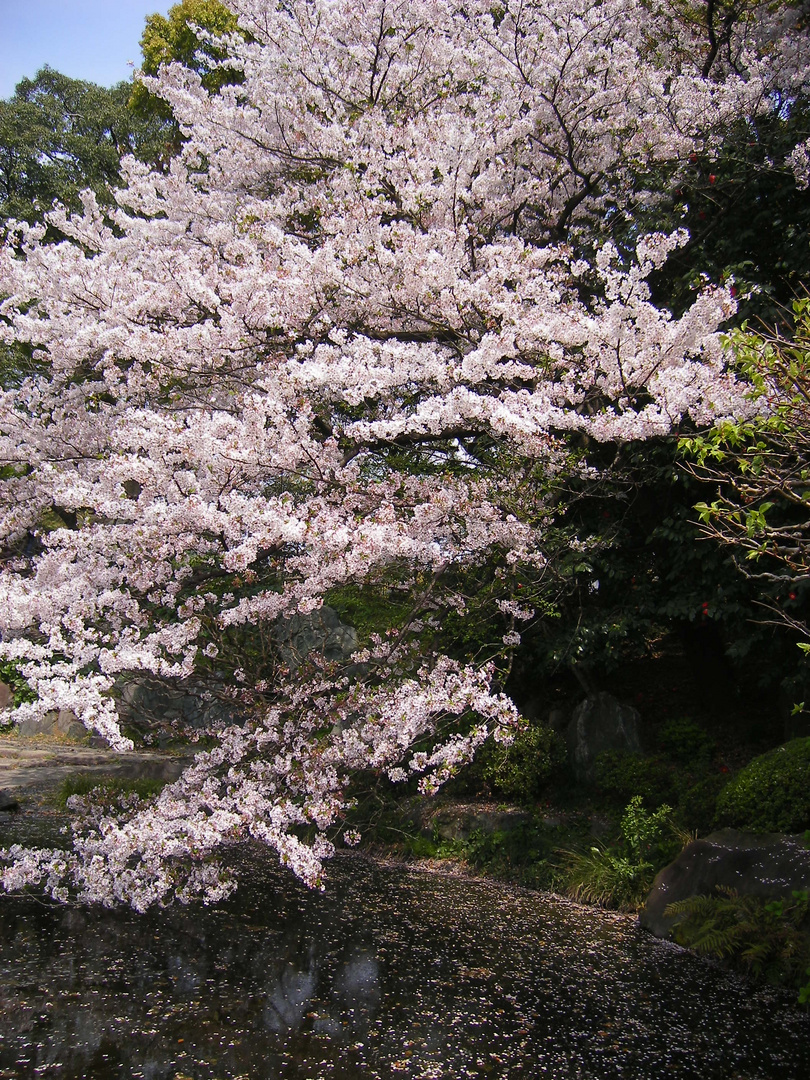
[0,734,190,806]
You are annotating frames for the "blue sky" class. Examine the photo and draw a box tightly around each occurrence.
[1,1,173,99]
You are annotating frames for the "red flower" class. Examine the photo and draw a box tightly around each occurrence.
[709,174,716,184]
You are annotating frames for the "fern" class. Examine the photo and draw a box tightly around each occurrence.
[665,889,810,993]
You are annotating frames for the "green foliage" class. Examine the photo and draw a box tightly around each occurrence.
[535,435,775,698]
[715,738,810,833]
[399,832,465,860]
[593,725,720,836]
[325,583,409,642]
[558,843,655,910]
[131,0,247,121]
[480,723,566,804]
[0,661,36,707]
[594,750,675,807]
[56,774,166,808]
[665,887,810,993]
[346,773,570,890]
[0,68,166,233]
[680,302,810,661]
[413,818,571,892]
[462,822,562,889]
[620,795,676,863]
[641,95,810,324]
[677,774,726,835]
[559,798,679,910]
[658,717,715,764]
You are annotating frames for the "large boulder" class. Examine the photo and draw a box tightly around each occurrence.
[16,708,87,741]
[640,829,810,939]
[116,607,357,736]
[116,676,243,735]
[274,606,358,671]
[566,692,641,784]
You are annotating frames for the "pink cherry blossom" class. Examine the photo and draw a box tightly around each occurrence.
[1,0,806,906]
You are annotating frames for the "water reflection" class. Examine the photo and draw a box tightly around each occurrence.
[0,848,808,1078]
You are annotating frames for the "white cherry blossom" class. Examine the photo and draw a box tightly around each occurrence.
[0,0,805,905]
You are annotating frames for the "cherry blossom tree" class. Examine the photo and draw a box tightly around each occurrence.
[0,0,807,908]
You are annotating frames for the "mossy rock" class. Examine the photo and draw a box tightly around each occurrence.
[715,738,810,833]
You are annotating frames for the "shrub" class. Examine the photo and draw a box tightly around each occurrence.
[621,795,677,863]
[715,738,810,833]
[0,660,36,707]
[481,723,566,804]
[594,750,675,806]
[559,843,654,910]
[658,718,715,764]
[464,821,561,885]
[677,774,726,834]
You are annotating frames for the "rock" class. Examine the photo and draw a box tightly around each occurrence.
[640,829,810,939]
[4,607,357,744]
[115,609,356,734]
[116,675,243,733]
[0,682,12,712]
[15,708,87,741]
[54,709,87,740]
[274,606,357,671]
[565,692,641,784]
[16,712,57,738]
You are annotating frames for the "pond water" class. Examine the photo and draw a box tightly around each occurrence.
[0,846,808,1079]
